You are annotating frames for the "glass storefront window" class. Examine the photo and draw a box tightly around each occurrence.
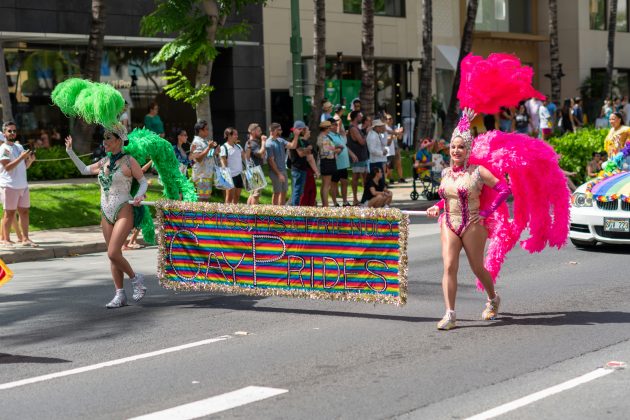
[3,46,165,143]
[474,0,532,34]
[343,0,406,17]
[590,0,630,31]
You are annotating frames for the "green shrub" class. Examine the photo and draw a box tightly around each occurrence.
[27,146,91,181]
[548,127,607,184]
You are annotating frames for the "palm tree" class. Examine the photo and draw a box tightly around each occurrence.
[73,0,107,154]
[84,0,106,82]
[548,0,561,104]
[417,0,433,142]
[603,0,618,100]
[360,0,375,116]
[0,43,13,122]
[444,0,478,137]
[309,0,326,131]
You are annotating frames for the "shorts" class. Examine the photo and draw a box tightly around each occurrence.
[0,187,30,210]
[387,156,395,168]
[351,160,370,174]
[320,158,337,176]
[332,168,349,183]
[269,171,288,193]
[232,174,244,189]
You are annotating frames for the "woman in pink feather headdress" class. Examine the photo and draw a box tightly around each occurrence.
[426,53,570,331]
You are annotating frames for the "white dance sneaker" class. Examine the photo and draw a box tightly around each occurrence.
[482,294,501,320]
[106,290,128,309]
[437,310,457,330]
[131,273,147,302]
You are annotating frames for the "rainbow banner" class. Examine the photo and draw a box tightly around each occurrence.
[156,201,409,305]
[590,170,630,202]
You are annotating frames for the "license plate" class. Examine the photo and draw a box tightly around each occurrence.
[604,218,630,232]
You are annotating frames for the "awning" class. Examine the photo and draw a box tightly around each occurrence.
[435,45,459,71]
[0,31,259,48]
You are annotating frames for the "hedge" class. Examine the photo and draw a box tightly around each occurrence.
[548,127,607,184]
[27,146,91,181]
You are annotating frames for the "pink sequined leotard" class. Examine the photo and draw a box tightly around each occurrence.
[438,165,483,237]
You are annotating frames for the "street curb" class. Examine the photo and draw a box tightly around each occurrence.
[0,242,108,264]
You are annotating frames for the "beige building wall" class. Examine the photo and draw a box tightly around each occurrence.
[262,0,462,125]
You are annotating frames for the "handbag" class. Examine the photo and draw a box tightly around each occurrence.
[214,165,234,190]
[242,160,267,192]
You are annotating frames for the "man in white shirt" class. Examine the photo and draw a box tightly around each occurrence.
[538,98,552,140]
[190,120,218,201]
[367,119,388,177]
[0,121,37,247]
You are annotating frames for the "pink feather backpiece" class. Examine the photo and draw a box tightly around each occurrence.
[469,131,571,290]
[458,53,546,114]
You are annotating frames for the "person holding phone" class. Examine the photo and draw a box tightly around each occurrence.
[0,121,37,247]
[190,119,219,201]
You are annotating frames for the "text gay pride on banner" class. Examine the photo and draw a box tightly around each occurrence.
[156,201,409,305]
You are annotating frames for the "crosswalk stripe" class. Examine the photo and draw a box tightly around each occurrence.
[128,386,288,420]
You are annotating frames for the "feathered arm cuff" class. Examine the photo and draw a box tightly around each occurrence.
[435,199,445,210]
[479,181,511,218]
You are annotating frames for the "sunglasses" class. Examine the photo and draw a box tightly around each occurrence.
[5,129,16,134]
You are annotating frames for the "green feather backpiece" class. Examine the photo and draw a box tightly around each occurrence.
[50,78,93,118]
[125,128,198,244]
[51,78,124,129]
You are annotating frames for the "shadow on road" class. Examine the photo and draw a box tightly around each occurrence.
[467,311,630,327]
[0,353,71,364]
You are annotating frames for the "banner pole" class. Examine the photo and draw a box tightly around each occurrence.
[130,201,426,217]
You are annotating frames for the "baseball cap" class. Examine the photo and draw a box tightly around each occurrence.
[293,120,307,130]
[319,120,332,129]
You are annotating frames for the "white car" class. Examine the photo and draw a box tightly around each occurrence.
[569,171,630,247]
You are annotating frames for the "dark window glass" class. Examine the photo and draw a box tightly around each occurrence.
[474,0,532,34]
[617,0,628,32]
[342,0,406,18]
[590,0,607,30]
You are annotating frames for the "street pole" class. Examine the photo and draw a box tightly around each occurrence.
[337,51,343,106]
[290,0,304,121]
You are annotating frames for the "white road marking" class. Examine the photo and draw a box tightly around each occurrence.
[464,368,615,420]
[0,336,231,391]
[128,386,288,420]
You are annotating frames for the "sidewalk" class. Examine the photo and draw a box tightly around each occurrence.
[1,179,434,265]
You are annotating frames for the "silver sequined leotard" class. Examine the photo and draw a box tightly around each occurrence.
[97,155,133,224]
[438,165,483,237]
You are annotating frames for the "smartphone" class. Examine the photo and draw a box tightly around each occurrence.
[396,123,401,130]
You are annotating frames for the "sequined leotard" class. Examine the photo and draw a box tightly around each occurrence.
[97,155,133,224]
[438,165,483,237]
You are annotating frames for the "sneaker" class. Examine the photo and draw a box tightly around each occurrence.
[482,294,501,320]
[398,178,407,183]
[106,290,128,309]
[437,311,456,330]
[131,273,147,302]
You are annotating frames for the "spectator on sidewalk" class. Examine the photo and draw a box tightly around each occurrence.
[559,99,575,134]
[244,123,267,205]
[317,120,342,207]
[266,122,299,205]
[525,96,541,138]
[347,110,369,205]
[361,166,392,208]
[514,103,530,134]
[320,101,333,122]
[172,127,191,176]
[0,121,37,247]
[587,151,602,179]
[220,127,244,204]
[329,116,355,207]
[288,121,313,206]
[539,98,552,141]
[367,119,388,180]
[190,120,218,202]
[144,102,165,138]
[299,127,319,207]
[401,92,416,150]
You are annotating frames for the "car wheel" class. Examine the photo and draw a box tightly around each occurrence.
[570,238,597,248]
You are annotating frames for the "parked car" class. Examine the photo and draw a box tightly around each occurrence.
[569,171,630,247]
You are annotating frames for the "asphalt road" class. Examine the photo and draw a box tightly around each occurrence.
[1,219,629,419]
